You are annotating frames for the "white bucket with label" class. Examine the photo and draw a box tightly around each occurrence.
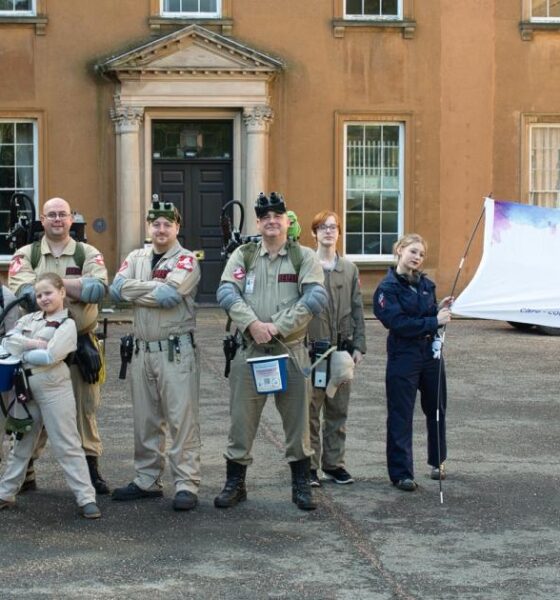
[247,354,289,395]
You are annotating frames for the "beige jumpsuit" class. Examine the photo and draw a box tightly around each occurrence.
[0,309,96,507]
[307,256,366,471]
[115,242,201,495]
[0,285,19,463]
[9,237,108,457]
[220,242,324,465]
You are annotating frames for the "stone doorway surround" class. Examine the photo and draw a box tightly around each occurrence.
[96,24,283,263]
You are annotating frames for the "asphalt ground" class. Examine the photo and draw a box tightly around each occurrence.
[0,310,559,600]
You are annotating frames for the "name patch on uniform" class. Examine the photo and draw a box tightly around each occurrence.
[153,269,171,280]
[278,274,298,283]
[176,254,194,272]
[66,267,82,276]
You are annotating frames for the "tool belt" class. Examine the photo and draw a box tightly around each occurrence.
[135,333,195,354]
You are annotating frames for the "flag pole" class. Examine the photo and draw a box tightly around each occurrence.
[435,196,488,504]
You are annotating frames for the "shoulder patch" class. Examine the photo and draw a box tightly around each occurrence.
[9,255,23,277]
[378,292,385,309]
[176,254,194,272]
[117,259,129,273]
[94,254,105,266]
[233,267,246,281]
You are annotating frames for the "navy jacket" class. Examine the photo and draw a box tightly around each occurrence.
[373,268,439,339]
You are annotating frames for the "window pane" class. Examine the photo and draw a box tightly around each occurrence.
[153,121,232,159]
[347,213,363,233]
[346,0,362,16]
[16,145,33,166]
[364,0,380,16]
[0,123,14,143]
[530,126,560,209]
[364,191,381,210]
[381,211,398,233]
[0,0,14,11]
[16,122,33,143]
[346,234,363,254]
[0,167,15,188]
[346,193,362,212]
[364,212,380,233]
[15,0,31,9]
[364,235,380,254]
[164,0,181,12]
[0,145,15,166]
[552,0,560,18]
[382,0,398,16]
[381,234,398,254]
[200,0,217,12]
[383,192,399,211]
[16,166,33,188]
[183,0,198,12]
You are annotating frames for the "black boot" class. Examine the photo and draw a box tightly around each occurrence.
[86,456,110,495]
[214,459,247,508]
[290,458,317,511]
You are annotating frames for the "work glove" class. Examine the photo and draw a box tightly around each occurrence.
[153,284,182,308]
[432,331,444,360]
[74,333,102,384]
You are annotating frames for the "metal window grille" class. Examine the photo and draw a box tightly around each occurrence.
[344,124,402,257]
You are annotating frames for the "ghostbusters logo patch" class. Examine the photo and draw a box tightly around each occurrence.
[94,254,105,266]
[176,254,194,272]
[9,255,23,276]
[117,260,129,273]
[233,267,246,281]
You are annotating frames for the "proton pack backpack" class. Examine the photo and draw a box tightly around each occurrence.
[30,240,86,271]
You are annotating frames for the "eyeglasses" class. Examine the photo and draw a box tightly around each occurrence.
[43,212,71,221]
[318,224,338,232]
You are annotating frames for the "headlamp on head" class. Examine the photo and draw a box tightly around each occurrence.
[255,192,287,218]
[147,201,181,225]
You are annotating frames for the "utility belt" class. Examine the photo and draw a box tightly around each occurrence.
[135,333,195,354]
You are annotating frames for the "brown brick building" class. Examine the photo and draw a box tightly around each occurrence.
[1,1,560,302]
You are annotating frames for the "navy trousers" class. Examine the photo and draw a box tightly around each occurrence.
[385,338,447,482]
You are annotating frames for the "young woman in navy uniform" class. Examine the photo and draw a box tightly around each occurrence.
[373,234,452,491]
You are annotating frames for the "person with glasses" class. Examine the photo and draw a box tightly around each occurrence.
[109,201,202,512]
[214,193,327,511]
[307,211,366,487]
[8,197,109,495]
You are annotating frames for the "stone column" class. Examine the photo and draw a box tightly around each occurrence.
[110,102,144,264]
[243,105,273,235]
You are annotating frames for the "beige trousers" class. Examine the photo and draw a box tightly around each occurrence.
[225,341,313,466]
[309,384,351,471]
[0,363,96,506]
[130,340,201,495]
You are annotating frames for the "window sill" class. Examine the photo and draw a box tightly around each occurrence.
[148,16,233,36]
[0,14,48,35]
[332,18,416,39]
[519,20,560,41]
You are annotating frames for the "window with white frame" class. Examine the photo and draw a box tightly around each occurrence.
[531,0,560,20]
[344,0,402,20]
[0,120,37,256]
[344,123,403,258]
[161,0,221,18]
[529,125,560,208]
[0,0,35,15]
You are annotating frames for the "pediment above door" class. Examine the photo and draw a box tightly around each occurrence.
[96,24,283,78]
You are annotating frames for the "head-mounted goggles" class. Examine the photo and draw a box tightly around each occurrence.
[255,192,287,218]
[147,201,181,225]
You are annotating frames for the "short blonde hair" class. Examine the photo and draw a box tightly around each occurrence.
[393,233,427,259]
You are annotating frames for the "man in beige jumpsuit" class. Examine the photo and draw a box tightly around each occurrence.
[308,210,366,487]
[110,202,201,511]
[214,193,328,511]
[8,197,109,494]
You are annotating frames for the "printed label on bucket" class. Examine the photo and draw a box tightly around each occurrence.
[247,354,289,394]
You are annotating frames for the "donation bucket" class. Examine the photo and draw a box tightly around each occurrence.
[247,354,289,395]
[0,355,20,392]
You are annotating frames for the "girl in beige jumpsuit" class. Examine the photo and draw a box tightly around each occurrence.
[0,273,100,519]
